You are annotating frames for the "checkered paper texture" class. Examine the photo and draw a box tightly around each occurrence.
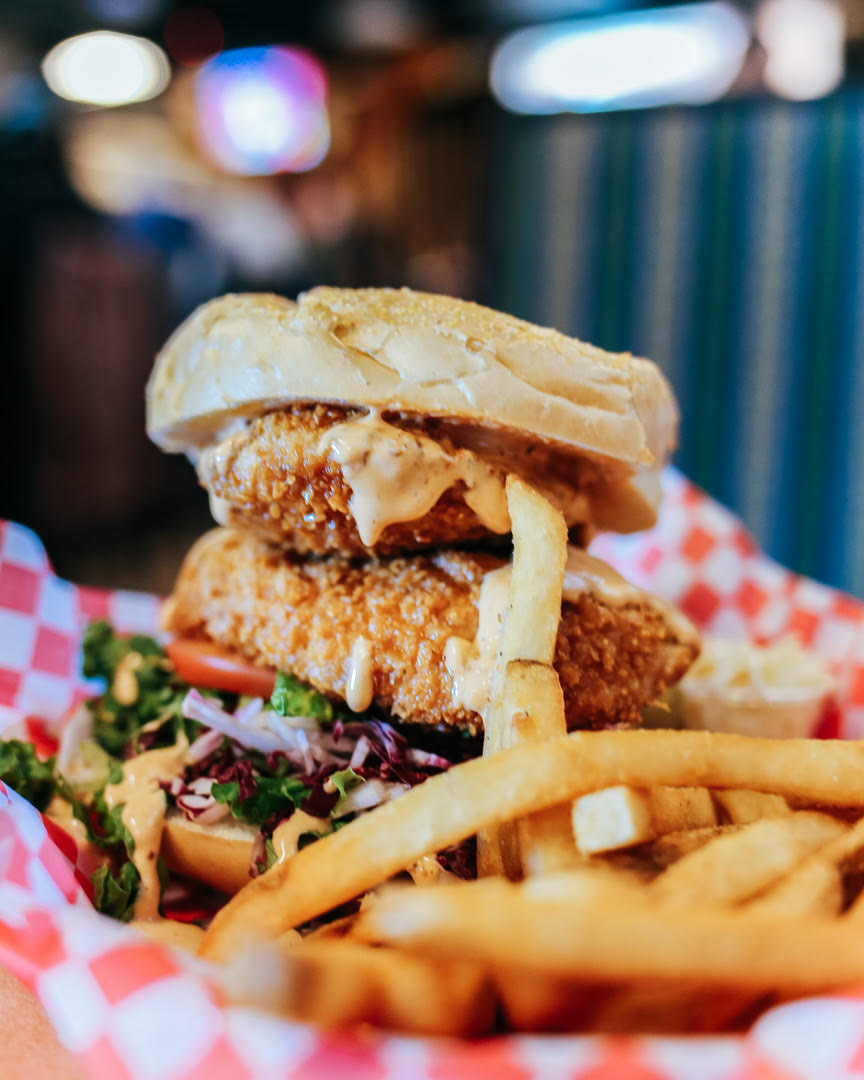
[3,469,864,1079]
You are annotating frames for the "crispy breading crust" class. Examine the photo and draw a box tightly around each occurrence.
[163,529,697,730]
[197,407,593,556]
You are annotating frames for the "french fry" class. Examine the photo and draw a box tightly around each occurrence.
[746,861,843,918]
[846,889,864,919]
[584,982,765,1035]
[749,815,864,917]
[650,812,846,908]
[495,970,759,1035]
[573,786,654,855]
[479,475,569,878]
[650,786,717,833]
[360,879,864,991]
[499,661,567,738]
[200,730,864,960]
[573,785,717,856]
[603,825,749,880]
[481,661,570,877]
[494,970,600,1033]
[494,475,569,668]
[713,789,791,824]
[505,661,578,876]
[520,805,584,876]
[647,825,744,868]
[520,867,648,906]
[220,938,495,1037]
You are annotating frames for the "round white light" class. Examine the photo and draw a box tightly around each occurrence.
[756,0,845,101]
[42,30,171,107]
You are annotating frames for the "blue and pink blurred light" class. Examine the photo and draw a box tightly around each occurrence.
[194,46,329,176]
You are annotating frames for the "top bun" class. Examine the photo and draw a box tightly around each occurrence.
[147,287,678,530]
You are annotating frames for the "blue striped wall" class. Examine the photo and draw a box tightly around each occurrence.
[487,94,864,597]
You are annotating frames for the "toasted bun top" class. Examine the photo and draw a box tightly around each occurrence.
[146,288,678,526]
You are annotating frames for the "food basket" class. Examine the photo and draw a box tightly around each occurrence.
[3,468,864,1080]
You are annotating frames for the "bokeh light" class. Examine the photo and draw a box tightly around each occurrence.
[490,3,750,114]
[42,30,171,107]
[194,46,330,176]
[756,0,845,100]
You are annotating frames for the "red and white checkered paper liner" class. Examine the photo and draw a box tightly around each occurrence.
[5,468,864,1079]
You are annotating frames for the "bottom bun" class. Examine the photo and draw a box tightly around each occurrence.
[161,811,256,896]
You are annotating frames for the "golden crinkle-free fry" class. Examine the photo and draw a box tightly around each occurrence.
[359,879,864,992]
[649,811,846,908]
[585,981,765,1035]
[221,938,495,1037]
[494,475,568,667]
[573,786,654,855]
[502,662,581,876]
[572,785,717,856]
[746,859,843,918]
[645,825,745,868]
[649,786,717,833]
[713,789,791,824]
[479,476,569,879]
[518,866,649,906]
[747,813,864,917]
[496,973,764,1035]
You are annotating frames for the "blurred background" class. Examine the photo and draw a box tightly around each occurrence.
[1,0,862,595]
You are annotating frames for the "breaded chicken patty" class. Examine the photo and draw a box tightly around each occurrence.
[163,528,698,731]
[196,406,597,557]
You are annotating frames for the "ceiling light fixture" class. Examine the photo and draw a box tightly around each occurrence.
[42,30,171,107]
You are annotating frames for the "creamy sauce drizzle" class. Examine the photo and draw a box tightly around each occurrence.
[445,547,698,715]
[563,547,699,645]
[272,812,332,863]
[444,565,512,715]
[320,412,510,545]
[346,637,374,712]
[104,739,188,920]
[561,547,647,605]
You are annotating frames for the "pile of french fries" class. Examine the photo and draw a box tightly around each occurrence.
[198,478,864,1036]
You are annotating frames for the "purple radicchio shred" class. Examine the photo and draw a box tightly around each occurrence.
[300,782,341,818]
[168,706,483,875]
[182,738,236,784]
[213,757,258,801]
[436,837,477,880]
[262,750,332,783]
[130,725,170,755]
[340,720,444,786]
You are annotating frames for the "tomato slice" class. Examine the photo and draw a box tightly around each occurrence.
[25,716,60,760]
[166,638,277,698]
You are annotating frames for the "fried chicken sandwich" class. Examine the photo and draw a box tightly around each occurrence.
[47,288,699,922]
